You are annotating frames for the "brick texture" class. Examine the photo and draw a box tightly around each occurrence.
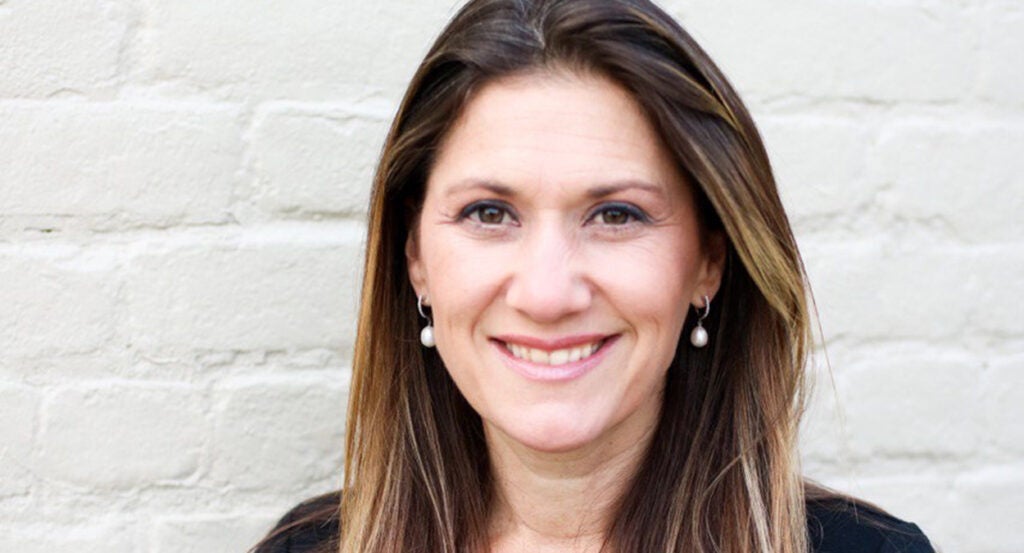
[0,0,128,98]
[2,1,1020,552]
[36,385,205,488]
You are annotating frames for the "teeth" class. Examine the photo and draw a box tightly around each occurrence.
[504,340,603,366]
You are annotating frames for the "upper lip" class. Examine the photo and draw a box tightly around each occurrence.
[491,333,610,351]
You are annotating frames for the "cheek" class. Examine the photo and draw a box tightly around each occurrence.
[421,236,510,335]
[419,238,514,412]
[591,237,702,314]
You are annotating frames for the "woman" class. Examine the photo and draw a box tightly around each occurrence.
[253,0,935,551]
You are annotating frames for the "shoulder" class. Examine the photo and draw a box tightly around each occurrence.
[807,496,936,553]
[250,491,342,553]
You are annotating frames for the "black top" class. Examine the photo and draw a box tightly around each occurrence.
[252,491,935,553]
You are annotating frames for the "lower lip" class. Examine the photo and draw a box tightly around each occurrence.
[490,336,618,382]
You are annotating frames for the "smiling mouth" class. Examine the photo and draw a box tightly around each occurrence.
[501,338,607,366]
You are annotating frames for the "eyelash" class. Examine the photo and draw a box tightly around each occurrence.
[459,201,509,225]
[589,202,650,226]
[457,201,650,227]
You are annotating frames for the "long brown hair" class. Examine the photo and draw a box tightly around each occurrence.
[343,0,813,551]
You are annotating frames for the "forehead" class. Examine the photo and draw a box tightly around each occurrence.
[428,70,684,195]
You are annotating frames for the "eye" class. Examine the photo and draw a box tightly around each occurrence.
[589,203,649,226]
[460,201,517,226]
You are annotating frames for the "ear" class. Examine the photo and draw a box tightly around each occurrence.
[405,227,428,300]
[692,230,727,307]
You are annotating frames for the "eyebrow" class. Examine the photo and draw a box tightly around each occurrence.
[443,178,668,199]
[585,180,667,200]
[444,179,515,198]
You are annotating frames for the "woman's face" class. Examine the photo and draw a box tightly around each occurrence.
[407,71,724,454]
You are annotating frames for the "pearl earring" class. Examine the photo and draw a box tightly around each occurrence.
[690,294,710,348]
[417,294,435,348]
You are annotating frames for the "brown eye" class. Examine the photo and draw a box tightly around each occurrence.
[598,208,630,225]
[478,205,506,224]
[461,201,515,226]
[591,203,647,226]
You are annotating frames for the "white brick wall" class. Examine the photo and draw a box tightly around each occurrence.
[1,1,1020,551]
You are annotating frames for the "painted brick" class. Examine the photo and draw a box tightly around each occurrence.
[970,249,1024,337]
[207,379,346,491]
[119,227,362,354]
[759,116,873,219]
[837,353,981,459]
[248,107,388,216]
[978,10,1024,106]
[152,515,272,553]
[871,120,1024,243]
[0,521,136,553]
[0,103,243,225]
[36,385,205,488]
[0,386,38,496]
[984,355,1024,455]
[133,0,457,101]
[933,466,1024,553]
[802,241,975,341]
[0,0,127,98]
[0,251,117,358]
[0,2,1020,552]
[676,0,976,102]
[798,359,845,468]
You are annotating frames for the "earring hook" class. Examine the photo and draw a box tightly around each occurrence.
[417,294,431,324]
[696,294,710,322]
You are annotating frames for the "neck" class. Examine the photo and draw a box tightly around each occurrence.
[484,404,659,553]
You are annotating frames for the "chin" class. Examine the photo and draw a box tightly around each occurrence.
[496,407,609,454]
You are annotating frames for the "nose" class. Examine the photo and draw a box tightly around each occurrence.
[504,221,592,323]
